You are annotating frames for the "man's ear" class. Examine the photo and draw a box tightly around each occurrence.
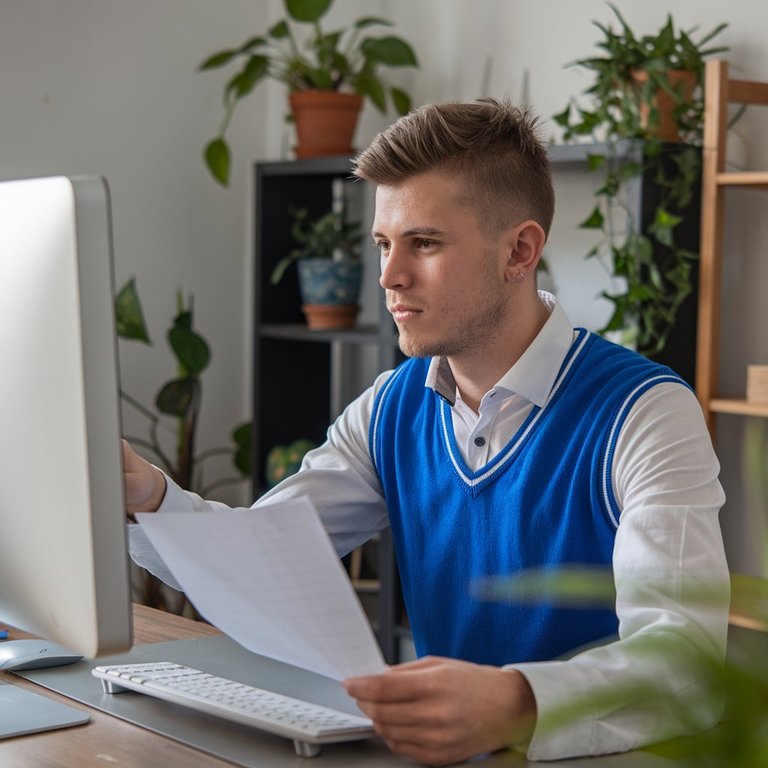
[502,220,547,282]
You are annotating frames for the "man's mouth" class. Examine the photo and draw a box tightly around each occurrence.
[388,303,422,322]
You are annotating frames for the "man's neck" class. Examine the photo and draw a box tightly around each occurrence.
[449,296,550,413]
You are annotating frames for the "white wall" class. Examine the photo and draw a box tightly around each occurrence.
[2,1,767,565]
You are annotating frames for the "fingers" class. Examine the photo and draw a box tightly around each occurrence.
[344,655,444,703]
[122,440,166,515]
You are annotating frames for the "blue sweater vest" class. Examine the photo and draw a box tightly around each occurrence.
[369,330,687,665]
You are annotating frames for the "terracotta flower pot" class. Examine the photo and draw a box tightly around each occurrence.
[631,69,696,142]
[289,91,363,159]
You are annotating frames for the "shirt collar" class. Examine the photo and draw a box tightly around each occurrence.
[425,291,574,408]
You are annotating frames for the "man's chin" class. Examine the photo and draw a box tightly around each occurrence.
[398,334,443,359]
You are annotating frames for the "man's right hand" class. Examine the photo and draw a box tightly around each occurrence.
[122,439,167,517]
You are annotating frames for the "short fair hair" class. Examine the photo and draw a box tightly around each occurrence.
[353,98,555,238]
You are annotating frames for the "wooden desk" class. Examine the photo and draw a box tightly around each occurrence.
[1,605,227,768]
[1,606,679,768]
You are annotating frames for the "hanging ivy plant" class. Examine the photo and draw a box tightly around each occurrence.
[552,5,728,356]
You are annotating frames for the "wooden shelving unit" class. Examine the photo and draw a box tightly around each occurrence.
[696,60,768,437]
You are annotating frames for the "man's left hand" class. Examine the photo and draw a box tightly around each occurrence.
[343,655,536,766]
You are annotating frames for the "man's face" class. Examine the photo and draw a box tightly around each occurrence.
[372,170,511,360]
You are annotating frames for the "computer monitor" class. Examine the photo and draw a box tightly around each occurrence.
[0,175,132,658]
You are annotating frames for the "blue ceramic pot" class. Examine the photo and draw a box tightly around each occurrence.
[297,258,362,306]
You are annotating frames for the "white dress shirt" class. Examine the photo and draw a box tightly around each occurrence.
[129,292,729,761]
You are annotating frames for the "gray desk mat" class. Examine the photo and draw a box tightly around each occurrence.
[15,634,402,767]
[16,635,676,768]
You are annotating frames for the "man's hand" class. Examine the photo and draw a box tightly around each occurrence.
[122,439,167,517]
[343,656,536,766]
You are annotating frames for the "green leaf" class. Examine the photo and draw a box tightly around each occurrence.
[285,0,332,23]
[653,226,674,247]
[390,86,411,116]
[230,55,268,97]
[355,71,387,112]
[237,36,267,54]
[579,205,604,229]
[654,207,683,230]
[156,377,197,418]
[169,325,210,376]
[115,278,151,343]
[314,30,343,60]
[618,161,643,181]
[204,138,230,186]
[199,49,238,71]
[360,36,418,67]
[551,105,571,127]
[232,421,252,475]
[268,20,290,39]
[354,16,394,30]
[270,256,295,285]
[174,303,192,331]
[586,153,606,171]
[301,64,334,90]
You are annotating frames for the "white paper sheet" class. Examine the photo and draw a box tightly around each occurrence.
[136,498,386,681]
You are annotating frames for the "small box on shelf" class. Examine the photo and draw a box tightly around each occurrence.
[746,365,768,403]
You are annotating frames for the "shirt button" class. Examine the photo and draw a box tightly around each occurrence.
[474,436,486,447]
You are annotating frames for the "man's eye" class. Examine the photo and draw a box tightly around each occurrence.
[415,238,436,249]
[374,240,390,252]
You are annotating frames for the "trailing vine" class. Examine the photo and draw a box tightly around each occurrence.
[553,5,728,356]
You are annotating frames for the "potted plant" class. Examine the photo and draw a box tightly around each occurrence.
[552,5,728,358]
[270,188,365,329]
[116,279,251,615]
[199,0,418,186]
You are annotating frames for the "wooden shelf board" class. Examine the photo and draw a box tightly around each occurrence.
[716,171,768,188]
[729,609,768,634]
[709,398,768,417]
[351,578,380,593]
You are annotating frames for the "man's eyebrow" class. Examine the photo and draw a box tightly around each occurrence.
[371,226,446,239]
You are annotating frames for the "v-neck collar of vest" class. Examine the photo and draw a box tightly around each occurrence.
[439,329,593,489]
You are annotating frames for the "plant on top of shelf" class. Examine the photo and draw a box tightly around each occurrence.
[270,190,366,330]
[199,0,419,185]
[552,4,728,357]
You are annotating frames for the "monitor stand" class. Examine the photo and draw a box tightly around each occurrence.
[0,679,90,738]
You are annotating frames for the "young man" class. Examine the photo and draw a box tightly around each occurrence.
[125,99,729,765]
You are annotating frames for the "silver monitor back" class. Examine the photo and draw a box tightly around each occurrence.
[0,175,132,657]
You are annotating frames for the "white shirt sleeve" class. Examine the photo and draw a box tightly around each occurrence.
[126,371,393,577]
[510,382,730,761]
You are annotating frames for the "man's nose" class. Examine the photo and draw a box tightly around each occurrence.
[379,246,409,290]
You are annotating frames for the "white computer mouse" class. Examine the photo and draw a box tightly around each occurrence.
[0,639,83,671]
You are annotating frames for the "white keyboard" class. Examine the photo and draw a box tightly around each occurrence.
[92,661,374,757]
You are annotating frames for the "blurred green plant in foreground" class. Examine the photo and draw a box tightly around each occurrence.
[474,561,768,764]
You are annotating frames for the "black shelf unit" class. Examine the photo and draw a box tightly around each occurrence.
[252,156,404,662]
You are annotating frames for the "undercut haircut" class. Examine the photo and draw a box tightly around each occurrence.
[353,98,555,238]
